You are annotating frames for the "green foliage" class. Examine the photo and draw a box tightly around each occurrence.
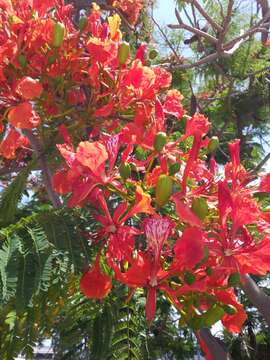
[0,161,33,226]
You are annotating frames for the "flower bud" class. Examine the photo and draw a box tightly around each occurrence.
[207,136,219,153]
[118,42,130,65]
[149,49,158,59]
[52,22,65,48]
[79,16,87,31]
[154,132,167,152]
[192,197,209,220]
[156,174,173,207]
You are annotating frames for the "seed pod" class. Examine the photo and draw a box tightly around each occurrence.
[79,16,87,31]
[207,136,219,153]
[118,42,130,65]
[52,22,65,48]
[119,162,131,180]
[192,197,209,220]
[184,271,196,285]
[228,272,241,287]
[203,304,225,327]
[154,132,167,152]
[149,49,158,59]
[169,162,180,176]
[223,304,237,315]
[156,174,173,207]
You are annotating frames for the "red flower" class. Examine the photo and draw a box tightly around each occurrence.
[67,88,86,106]
[109,216,174,322]
[174,227,205,269]
[259,173,270,193]
[215,289,247,333]
[163,89,185,119]
[173,194,202,227]
[8,102,40,129]
[16,76,43,100]
[0,128,28,159]
[186,113,210,137]
[80,255,112,300]
[76,141,108,177]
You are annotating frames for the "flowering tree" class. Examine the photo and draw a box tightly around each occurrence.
[1,1,270,359]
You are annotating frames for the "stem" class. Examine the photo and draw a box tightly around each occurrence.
[198,328,232,360]
[242,274,270,328]
[23,130,62,208]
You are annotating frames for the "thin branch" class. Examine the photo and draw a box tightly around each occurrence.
[151,16,182,62]
[186,0,223,32]
[23,130,62,208]
[169,9,219,45]
[217,0,234,50]
[160,52,220,70]
[250,150,270,175]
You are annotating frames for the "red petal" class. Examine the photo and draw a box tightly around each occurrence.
[80,256,112,299]
[76,141,108,176]
[8,102,40,129]
[173,194,202,227]
[16,76,43,100]
[174,227,204,269]
[146,287,157,322]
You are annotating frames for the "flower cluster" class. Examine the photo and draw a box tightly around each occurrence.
[1,1,270,356]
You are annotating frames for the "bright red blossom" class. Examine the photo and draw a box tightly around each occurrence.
[80,255,112,300]
[15,76,43,100]
[8,102,41,129]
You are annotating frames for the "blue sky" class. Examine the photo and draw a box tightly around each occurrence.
[154,0,177,25]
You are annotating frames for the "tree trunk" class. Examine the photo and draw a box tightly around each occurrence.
[198,328,232,360]
[242,274,270,328]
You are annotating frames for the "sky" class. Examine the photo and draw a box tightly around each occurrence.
[154,0,177,25]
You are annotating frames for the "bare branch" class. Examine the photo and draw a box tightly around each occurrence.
[160,52,220,70]
[197,328,232,360]
[186,0,223,32]
[250,150,270,175]
[23,130,62,209]
[168,9,219,45]
[242,274,270,328]
[151,16,182,62]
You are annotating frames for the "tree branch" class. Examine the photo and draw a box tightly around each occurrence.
[198,328,232,360]
[151,16,182,62]
[241,274,270,328]
[168,9,219,45]
[186,0,223,32]
[23,130,62,209]
[249,150,270,175]
[165,2,270,70]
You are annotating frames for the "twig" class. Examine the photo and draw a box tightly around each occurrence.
[151,16,182,62]
[186,0,223,32]
[23,130,62,208]
[250,150,270,175]
[169,9,219,45]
